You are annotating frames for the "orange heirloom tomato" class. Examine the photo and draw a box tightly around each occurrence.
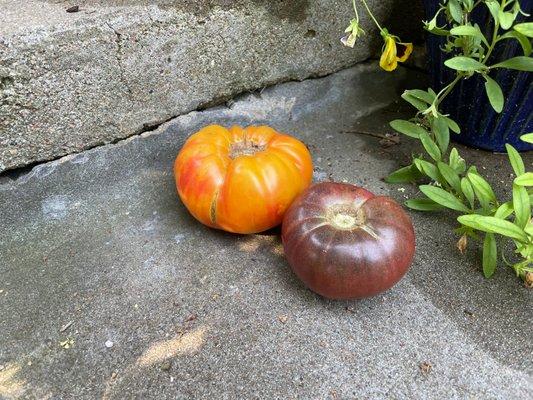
[174,125,313,234]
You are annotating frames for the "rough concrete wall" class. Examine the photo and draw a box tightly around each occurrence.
[0,0,422,172]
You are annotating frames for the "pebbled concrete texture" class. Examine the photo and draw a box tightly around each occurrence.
[0,0,423,172]
[0,63,531,399]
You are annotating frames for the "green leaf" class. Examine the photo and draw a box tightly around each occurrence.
[445,56,487,71]
[390,120,427,138]
[512,258,533,276]
[513,184,530,229]
[405,198,445,211]
[514,172,533,186]
[482,233,497,278]
[414,159,442,183]
[419,132,442,161]
[468,172,497,210]
[426,11,439,31]
[494,201,514,219]
[438,161,462,193]
[462,0,474,11]
[432,117,450,153]
[401,92,429,111]
[498,9,516,30]
[449,148,466,173]
[457,215,528,242]
[450,25,489,46]
[448,0,463,23]
[525,221,533,236]
[420,185,470,212]
[406,89,435,104]
[499,31,532,56]
[385,164,422,183]
[513,23,533,38]
[485,0,500,24]
[461,177,475,209]
[491,56,533,71]
[520,133,533,144]
[467,165,479,175]
[505,144,525,176]
[519,244,533,261]
[513,32,532,57]
[443,116,461,134]
[427,27,451,36]
[483,75,504,113]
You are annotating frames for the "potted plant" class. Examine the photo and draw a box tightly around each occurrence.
[423,0,533,152]
[341,0,533,284]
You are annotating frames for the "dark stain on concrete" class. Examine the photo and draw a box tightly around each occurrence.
[44,0,310,22]
[255,0,310,22]
[0,75,15,91]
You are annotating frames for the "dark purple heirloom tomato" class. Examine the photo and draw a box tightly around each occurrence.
[281,182,415,299]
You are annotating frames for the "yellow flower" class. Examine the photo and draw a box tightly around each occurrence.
[379,34,413,72]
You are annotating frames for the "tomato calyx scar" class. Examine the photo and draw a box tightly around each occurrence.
[327,204,365,229]
[326,204,380,239]
[331,213,358,229]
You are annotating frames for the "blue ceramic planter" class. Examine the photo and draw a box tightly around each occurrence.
[422,1,533,152]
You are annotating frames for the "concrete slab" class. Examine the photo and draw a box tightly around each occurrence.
[0,0,423,172]
[0,63,531,399]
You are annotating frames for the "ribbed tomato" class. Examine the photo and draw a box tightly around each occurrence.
[174,125,313,234]
[282,182,415,299]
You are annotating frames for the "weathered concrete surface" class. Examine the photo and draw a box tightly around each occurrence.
[0,63,531,399]
[0,0,423,172]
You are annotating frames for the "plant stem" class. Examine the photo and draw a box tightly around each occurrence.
[359,0,384,32]
[435,74,463,107]
[483,14,501,63]
[352,0,359,22]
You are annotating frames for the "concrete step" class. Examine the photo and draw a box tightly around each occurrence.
[0,0,421,172]
[0,63,531,399]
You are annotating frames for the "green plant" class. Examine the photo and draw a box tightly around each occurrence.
[344,0,533,283]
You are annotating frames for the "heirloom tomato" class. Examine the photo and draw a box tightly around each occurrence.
[282,182,415,299]
[174,125,313,234]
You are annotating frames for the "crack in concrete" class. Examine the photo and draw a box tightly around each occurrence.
[105,21,135,102]
[0,62,378,181]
